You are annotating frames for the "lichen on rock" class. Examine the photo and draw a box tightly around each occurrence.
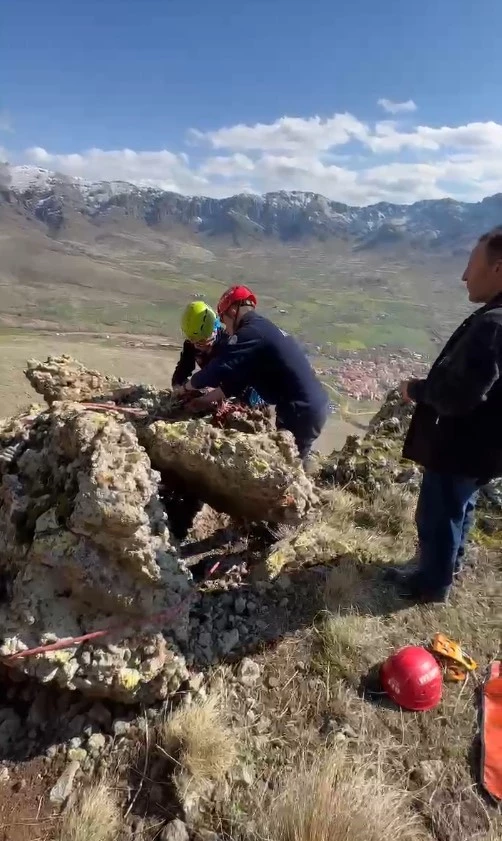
[257,523,352,579]
[320,389,420,496]
[0,403,192,702]
[144,419,317,524]
[25,355,130,405]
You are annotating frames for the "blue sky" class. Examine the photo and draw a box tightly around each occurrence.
[2,0,502,204]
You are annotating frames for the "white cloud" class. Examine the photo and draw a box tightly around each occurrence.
[9,109,502,205]
[25,146,210,194]
[377,98,418,115]
[192,113,369,152]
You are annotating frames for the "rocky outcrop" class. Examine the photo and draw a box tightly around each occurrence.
[0,404,191,702]
[25,356,275,429]
[25,356,129,405]
[0,355,320,699]
[145,420,317,524]
[320,389,420,496]
[366,388,414,439]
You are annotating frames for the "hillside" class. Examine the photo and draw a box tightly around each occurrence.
[0,166,488,357]
[0,358,499,841]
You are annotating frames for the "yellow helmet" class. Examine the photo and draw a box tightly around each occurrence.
[181,301,218,342]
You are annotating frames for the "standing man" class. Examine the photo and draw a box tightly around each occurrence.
[398,227,502,603]
[182,285,328,465]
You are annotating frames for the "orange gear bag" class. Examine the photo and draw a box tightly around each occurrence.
[481,660,502,801]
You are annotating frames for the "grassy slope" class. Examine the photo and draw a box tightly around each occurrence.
[0,222,470,357]
[56,487,501,841]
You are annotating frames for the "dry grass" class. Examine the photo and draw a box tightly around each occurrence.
[325,555,368,608]
[157,695,237,785]
[355,487,416,544]
[322,486,358,525]
[56,781,122,841]
[322,485,416,566]
[255,751,432,841]
[312,611,386,685]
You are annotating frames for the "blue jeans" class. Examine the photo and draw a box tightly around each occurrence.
[415,470,479,591]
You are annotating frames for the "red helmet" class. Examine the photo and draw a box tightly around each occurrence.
[380,646,442,711]
[217,285,257,317]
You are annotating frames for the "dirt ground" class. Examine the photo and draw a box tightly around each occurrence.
[0,758,64,841]
[0,330,366,453]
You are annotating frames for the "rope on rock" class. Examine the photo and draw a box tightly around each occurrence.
[2,560,221,664]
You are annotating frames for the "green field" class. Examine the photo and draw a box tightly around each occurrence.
[0,225,470,359]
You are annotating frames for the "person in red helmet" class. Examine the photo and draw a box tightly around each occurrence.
[181,285,329,465]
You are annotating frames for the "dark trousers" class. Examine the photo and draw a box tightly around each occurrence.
[415,470,479,591]
[276,401,328,462]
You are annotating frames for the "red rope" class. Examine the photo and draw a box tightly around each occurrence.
[2,560,221,663]
[78,402,148,417]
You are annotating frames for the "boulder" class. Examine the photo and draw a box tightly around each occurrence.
[145,419,317,524]
[0,404,191,702]
[25,355,129,404]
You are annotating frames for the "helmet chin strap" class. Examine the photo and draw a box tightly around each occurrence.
[226,303,241,335]
[231,303,241,334]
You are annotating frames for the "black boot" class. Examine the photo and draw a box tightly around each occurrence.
[395,571,451,604]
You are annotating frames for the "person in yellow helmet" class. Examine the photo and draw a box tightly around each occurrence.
[172,301,227,389]
[173,300,265,409]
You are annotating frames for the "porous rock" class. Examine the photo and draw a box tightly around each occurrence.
[257,523,351,579]
[145,419,317,524]
[320,389,418,496]
[25,355,129,405]
[0,404,192,702]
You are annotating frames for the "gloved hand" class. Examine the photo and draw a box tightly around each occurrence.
[187,387,225,412]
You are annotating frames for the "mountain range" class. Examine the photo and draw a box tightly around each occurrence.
[2,165,502,252]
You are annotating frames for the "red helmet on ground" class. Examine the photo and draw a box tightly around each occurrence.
[217,285,257,317]
[380,646,443,711]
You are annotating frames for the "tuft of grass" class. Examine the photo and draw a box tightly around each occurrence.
[354,487,416,543]
[255,751,431,841]
[157,695,237,785]
[322,486,358,529]
[56,781,122,841]
[325,556,365,609]
[312,611,385,685]
[322,484,417,565]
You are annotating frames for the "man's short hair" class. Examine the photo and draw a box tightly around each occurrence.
[479,227,502,263]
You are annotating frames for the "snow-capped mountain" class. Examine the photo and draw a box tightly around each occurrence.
[4,165,502,251]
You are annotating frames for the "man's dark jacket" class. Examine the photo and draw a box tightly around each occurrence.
[404,294,502,479]
[189,311,328,421]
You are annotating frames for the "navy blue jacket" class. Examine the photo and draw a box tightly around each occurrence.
[404,294,502,479]
[190,311,327,419]
[172,324,265,409]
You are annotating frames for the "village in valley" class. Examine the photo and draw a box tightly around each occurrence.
[313,348,429,404]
